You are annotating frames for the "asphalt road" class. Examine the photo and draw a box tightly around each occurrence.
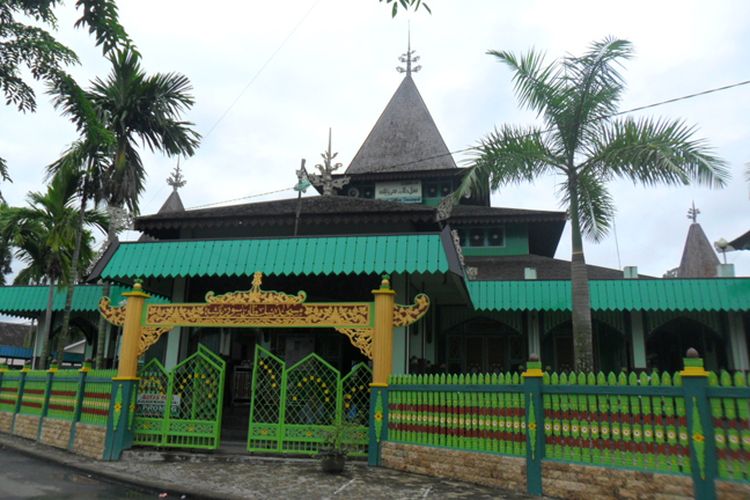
[0,445,156,499]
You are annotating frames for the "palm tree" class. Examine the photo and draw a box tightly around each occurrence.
[50,47,200,368]
[0,166,107,368]
[459,37,728,371]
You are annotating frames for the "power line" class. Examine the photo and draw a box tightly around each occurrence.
[375,78,750,173]
[186,186,296,210]
[181,77,750,209]
[202,0,323,139]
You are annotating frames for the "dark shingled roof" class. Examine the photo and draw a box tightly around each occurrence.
[677,223,720,278]
[465,254,649,281]
[449,204,565,224]
[135,195,438,232]
[0,322,29,347]
[729,229,750,251]
[346,74,457,174]
[135,195,566,233]
[158,189,185,213]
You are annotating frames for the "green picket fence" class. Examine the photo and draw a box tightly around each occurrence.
[46,369,81,421]
[0,367,116,424]
[380,356,750,499]
[388,372,526,457]
[0,369,22,412]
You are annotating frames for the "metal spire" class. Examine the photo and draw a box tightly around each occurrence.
[166,160,186,192]
[687,201,700,223]
[397,23,421,75]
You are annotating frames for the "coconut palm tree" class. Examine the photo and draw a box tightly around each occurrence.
[459,37,729,371]
[50,47,200,368]
[0,166,107,368]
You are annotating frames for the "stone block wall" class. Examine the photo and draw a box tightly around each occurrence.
[541,461,693,500]
[381,442,527,492]
[39,419,73,450]
[382,442,750,500]
[0,411,13,433]
[72,423,107,459]
[12,414,39,441]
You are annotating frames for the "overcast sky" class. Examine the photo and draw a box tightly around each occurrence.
[1,0,749,279]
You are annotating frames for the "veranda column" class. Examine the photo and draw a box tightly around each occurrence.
[727,312,749,371]
[369,275,396,466]
[630,310,647,370]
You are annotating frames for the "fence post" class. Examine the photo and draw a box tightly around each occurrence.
[0,362,5,404]
[368,384,389,466]
[68,359,90,449]
[523,355,545,496]
[37,360,57,440]
[11,363,29,433]
[681,348,717,500]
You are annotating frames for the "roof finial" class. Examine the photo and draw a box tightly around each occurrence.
[311,128,348,196]
[397,22,421,75]
[167,160,186,192]
[688,201,700,223]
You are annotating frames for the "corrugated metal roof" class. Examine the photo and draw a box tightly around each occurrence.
[0,285,164,316]
[100,235,451,279]
[468,279,750,312]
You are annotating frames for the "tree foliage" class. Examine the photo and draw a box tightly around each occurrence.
[0,0,131,197]
[379,0,430,17]
[460,37,728,370]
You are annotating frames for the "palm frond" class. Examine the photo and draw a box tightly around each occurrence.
[583,117,729,188]
[559,173,615,242]
[457,125,562,201]
[489,48,565,119]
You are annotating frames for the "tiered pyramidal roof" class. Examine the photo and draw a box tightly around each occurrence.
[346,73,457,174]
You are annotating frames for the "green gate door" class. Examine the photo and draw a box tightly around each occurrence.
[247,345,370,456]
[133,344,226,449]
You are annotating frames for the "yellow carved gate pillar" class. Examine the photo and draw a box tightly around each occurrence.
[371,276,396,387]
[117,282,150,379]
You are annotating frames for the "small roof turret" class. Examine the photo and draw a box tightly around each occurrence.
[346,41,457,174]
[676,203,720,278]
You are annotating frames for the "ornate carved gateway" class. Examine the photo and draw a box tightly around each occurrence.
[100,273,430,383]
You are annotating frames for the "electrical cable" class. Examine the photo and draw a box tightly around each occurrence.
[177,77,750,209]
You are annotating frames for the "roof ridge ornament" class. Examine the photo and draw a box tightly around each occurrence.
[167,160,186,192]
[396,24,421,75]
[308,128,350,196]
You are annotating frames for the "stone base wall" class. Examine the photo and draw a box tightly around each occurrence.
[716,480,750,500]
[0,411,13,433]
[381,442,527,492]
[381,442,750,500]
[542,461,693,500]
[72,423,106,459]
[12,414,39,441]
[39,418,73,450]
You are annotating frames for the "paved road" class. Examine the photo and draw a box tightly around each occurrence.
[0,445,155,499]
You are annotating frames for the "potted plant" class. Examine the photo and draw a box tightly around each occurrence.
[318,422,358,473]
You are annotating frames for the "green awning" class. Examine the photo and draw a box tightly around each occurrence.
[0,284,166,318]
[468,279,750,312]
[99,234,454,279]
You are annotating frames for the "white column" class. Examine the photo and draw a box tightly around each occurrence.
[528,311,541,358]
[630,311,647,369]
[165,278,186,370]
[391,274,407,375]
[728,312,749,371]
